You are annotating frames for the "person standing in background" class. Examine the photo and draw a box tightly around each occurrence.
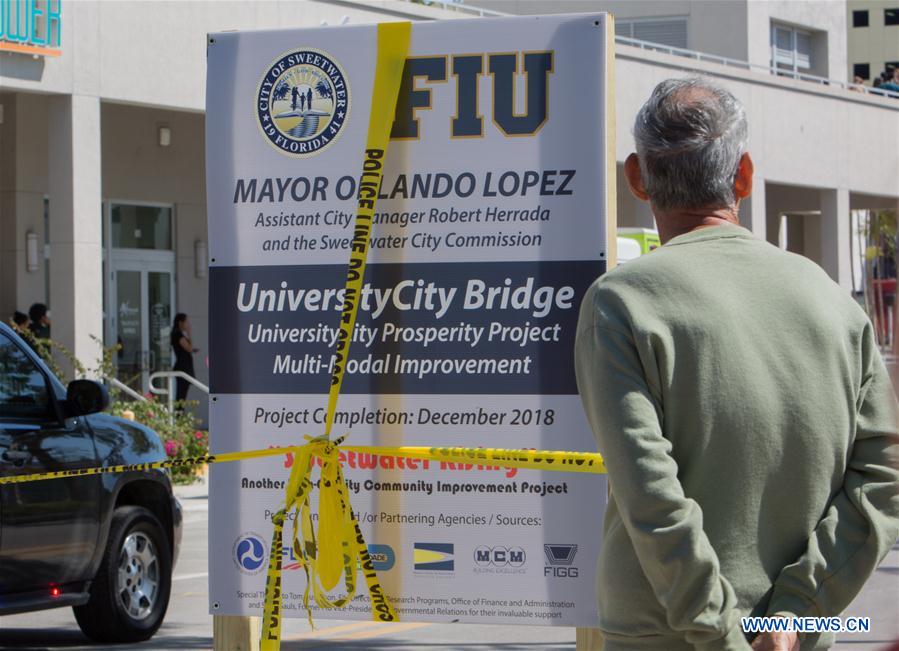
[170,313,196,403]
[11,311,29,333]
[28,303,51,339]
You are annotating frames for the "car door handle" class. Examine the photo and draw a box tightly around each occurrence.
[2,449,32,464]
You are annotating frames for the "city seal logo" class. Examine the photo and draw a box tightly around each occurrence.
[256,48,349,157]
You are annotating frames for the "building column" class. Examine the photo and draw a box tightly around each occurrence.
[818,188,851,291]
[739,177,766,241]
[48,95,102,373]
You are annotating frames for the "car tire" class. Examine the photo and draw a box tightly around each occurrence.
[74,505,172,643]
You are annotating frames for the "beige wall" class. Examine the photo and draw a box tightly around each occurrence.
[847,0,899,81]
[0,93,50,322]
[747,1,847,79]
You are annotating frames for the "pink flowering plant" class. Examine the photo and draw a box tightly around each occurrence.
[106,395,208,485]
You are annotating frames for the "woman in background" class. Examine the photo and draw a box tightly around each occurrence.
[170,313,196,403]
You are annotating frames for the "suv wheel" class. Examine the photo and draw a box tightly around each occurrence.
[74,505,172,642]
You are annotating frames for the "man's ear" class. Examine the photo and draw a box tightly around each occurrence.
[624,153,650,202]
[734,152,753,200]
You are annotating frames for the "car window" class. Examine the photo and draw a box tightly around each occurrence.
[0,334,51,420]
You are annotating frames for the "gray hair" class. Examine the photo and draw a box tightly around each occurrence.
[633,77,748,212]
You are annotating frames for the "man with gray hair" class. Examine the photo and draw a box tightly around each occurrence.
[575,77,899,650]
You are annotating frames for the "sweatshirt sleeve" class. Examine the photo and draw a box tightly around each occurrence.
[766,324,899,619]
[574,284,751,651]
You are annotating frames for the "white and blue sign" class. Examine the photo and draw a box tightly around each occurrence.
[207,14,614,627]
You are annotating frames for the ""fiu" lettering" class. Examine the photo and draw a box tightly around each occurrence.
[391,52,554,140]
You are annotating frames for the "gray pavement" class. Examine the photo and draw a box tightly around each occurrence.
[0,477,896,650]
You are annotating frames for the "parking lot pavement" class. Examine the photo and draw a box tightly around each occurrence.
[836,540,899,650]
[0,478,895,650]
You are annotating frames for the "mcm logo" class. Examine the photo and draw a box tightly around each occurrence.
[474,545,526,568]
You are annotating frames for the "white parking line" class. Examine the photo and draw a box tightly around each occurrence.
[173,571,209,582]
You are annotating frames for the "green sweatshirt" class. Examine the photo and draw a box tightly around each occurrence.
[574,223,899,651]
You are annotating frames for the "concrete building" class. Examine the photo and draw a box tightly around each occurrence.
[847,0,899,82]
[1,0,898,425]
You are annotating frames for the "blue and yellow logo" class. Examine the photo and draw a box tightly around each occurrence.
[256,48,350,157]
[413,542,454,571]
[367,544,396,572]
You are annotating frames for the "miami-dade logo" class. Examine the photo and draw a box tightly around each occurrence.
[367,544,396,572]
[233,532,267,575]
[255,48,349,157]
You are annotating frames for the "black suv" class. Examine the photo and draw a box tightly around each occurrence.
[0,322,182,642]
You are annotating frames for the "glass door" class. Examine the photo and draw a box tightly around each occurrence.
[110,263,175,393]
[115,270,144,391]
[105,201,176,394]
[148,270,173,382]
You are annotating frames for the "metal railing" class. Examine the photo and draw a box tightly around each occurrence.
[106,376,148,402]
[403,0,506,17]
[149,371,210,424]
[613,35,899,100]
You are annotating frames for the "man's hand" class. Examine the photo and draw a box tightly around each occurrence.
[750,631,799,651]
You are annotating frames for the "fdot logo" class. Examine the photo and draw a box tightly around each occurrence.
[543,544,578,578]
[233,532,267,575]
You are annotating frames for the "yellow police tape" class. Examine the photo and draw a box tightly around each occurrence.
[0,21,609,651]
[0,443,606,488]
[258,21,412,650]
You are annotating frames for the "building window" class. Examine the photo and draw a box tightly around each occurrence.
[615,17,688,50]
[885,8,899,25]
[110,205,173,250]
[770,23,813,74]
[852,10,869,27]
[854,63,870,80]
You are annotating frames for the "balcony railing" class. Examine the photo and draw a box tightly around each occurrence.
[614,35,899,100]
[402,0,506,17]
